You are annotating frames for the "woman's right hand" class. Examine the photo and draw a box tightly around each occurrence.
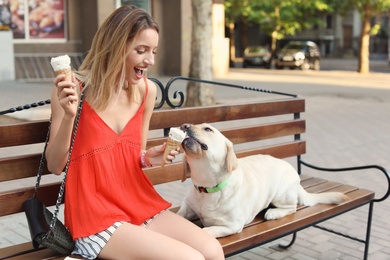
[53,73,79,118]
[47,73,79,174]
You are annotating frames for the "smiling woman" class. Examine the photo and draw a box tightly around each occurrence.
[44,5,224,260]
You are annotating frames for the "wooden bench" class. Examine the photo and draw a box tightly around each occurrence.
[1,76,389,260]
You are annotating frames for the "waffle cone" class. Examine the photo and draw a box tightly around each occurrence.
[161,138,182,166]
[55,68,72,81]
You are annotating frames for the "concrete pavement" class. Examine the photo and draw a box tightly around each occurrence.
[1,58,389,259]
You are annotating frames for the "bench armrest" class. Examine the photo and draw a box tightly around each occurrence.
[299,159,390,203]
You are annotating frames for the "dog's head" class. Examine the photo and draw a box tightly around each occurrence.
[180,123,238,182]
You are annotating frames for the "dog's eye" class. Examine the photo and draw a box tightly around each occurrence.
[204,127,213,132]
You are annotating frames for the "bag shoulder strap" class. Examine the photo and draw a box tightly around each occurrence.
[34,93,85,231]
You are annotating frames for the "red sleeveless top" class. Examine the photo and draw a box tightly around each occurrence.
[64,80,171,239]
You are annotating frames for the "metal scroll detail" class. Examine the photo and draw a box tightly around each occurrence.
[163,76,187,109]
[149,77,166,109]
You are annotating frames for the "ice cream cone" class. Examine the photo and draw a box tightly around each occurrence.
[50,55,72,81]
[54,67,72,81]
[161,139,182,167]
[161,127,186,167]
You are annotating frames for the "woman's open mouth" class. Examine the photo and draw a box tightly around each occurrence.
[134,67,147,79]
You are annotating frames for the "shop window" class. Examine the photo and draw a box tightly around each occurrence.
[0,1,12,30]
[4,0,66,42]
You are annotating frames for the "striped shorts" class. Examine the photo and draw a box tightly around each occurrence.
[72,211,163,259]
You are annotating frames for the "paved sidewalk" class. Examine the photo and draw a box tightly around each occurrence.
[1,59,389,259]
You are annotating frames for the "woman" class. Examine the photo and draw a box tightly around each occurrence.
[46,5,224,260]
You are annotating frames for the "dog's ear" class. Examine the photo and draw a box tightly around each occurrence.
[226,139,238,172]
[182,155,191,182]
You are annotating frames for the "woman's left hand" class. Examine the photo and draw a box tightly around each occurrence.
[145,143,180,166]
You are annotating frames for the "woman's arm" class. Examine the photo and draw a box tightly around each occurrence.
[140,79,179,167]
[140,78,157,151]
[45,74,79,175]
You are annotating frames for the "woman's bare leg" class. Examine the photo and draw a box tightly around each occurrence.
[98,211,224,260]
[98,222,204,259]
[146,211,224,260]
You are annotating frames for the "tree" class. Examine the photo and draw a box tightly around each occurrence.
[331,0,390,73]
[225,0,331,55]
[354,0,390,73]
[359,1,373,74]
[186,0,214,107]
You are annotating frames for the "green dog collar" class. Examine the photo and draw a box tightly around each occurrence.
[194,177,230,193]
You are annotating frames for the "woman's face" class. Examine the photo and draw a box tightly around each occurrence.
[125,28,159,85]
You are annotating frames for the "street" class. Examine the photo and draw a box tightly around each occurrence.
[215,66,390,101]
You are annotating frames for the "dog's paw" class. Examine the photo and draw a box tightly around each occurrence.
[203,226,240,238]
[264,208,295,220]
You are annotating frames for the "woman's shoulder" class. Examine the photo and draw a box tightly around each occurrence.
[145,78,157,96]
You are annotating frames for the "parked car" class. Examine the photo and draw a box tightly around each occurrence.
[275,41,320,70]
[243,45,272,68]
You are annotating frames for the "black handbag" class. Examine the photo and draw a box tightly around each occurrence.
[23,94,84,255]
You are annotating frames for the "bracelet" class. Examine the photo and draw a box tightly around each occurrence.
[140,150,153,168]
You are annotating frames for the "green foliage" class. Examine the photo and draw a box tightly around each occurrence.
[225,0,390,40]
[225,0,335,40]
[370,24,381,36]
[355,0,390,12]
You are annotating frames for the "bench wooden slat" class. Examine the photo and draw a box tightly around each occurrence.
[223,120,305,144]
[305,180,343,193]
[0,243,59,260]
[0,154,49,182]
[300,176,327,188]
[0,182,61,217]
[149,99,305,129]
[0,243,33,260]
[1,243,83,260]
[236,141,306,159]
[5,248,59,260]
[0,121,49,148]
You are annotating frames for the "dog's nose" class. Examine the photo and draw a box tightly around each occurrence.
[181,123,191,131]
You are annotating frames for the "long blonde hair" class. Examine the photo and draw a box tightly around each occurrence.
[76,5,159,111]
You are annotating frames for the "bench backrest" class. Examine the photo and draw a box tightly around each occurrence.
[0,77,305,218]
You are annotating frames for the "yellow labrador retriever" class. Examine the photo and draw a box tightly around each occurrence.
[177,123,349,238]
